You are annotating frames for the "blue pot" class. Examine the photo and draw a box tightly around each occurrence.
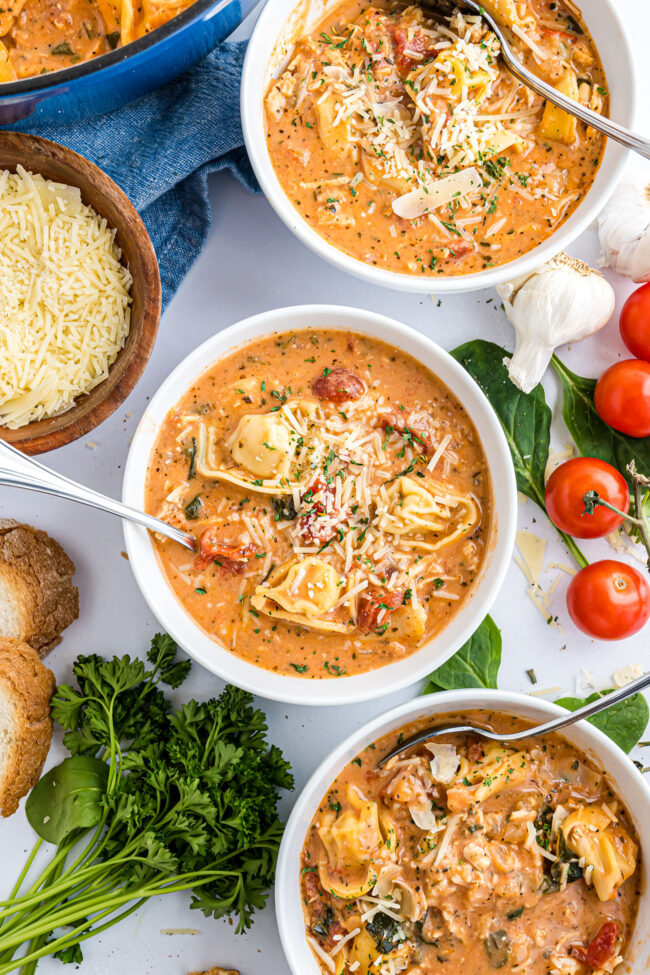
[0,0,257,125]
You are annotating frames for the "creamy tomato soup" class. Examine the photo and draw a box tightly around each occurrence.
[301,711,641,975]
[0,0,198,81]
[264,0,607,276]
[145,330,492,677]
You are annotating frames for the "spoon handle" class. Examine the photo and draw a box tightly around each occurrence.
[428,0,650,161]
[0,440,195,551]
[504,671,650,741]
[499,45,650,161]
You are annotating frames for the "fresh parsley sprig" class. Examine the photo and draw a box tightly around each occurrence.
[0,635,292,973]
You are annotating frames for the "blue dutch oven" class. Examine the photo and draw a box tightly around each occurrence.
[0,0,258,125]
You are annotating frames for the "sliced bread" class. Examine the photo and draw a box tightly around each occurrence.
[0,519,78,657]
[0,637,55,817]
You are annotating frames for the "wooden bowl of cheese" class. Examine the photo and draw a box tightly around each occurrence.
[0,132,161,454]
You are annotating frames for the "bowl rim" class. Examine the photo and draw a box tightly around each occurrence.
[122,303,517,706]
[241,0,637,294]
[0,0,228,96]
[275,688,650,975]
[0,131,161,454]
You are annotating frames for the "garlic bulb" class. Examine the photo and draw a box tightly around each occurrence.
[598,170,650,281]
[497,252,615,394]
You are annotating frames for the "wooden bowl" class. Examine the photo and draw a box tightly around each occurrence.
[0,132,161,454]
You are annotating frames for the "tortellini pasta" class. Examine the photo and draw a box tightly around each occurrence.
[315,94,352,157]
[479,0,521,29]
[228,413,292,479]
[318,786,397,898]
[562,804,638,901]
[390,599,427,641]
[251,557,349,633]
[407,47,492,106]
[192,399,321,494]
[380,476,478,552]
[348,930,413,975]
[539,68,579,145]
[446,744,529,812]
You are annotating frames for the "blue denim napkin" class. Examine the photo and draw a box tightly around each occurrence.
[7,41,259,309]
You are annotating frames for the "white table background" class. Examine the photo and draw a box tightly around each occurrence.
[3,4,650,972]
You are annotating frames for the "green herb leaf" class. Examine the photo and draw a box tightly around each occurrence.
[552,355,650,487]
[452,341,588,568]
[184,495,202,520]
[424,615,501,693]
[452,340,549,508]
[554,690,649,754]
[25,756,109,844]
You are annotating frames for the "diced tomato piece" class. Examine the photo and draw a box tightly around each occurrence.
[447,240,474,262]
[312,367,366,403]
[194,526,255,573]
[357,587,405,633]
[572,921,620,969]
[393,27,440,77]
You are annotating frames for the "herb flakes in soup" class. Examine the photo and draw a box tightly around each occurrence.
[145,329,492,677]
[301,711,641,975]
[264,0,607,276]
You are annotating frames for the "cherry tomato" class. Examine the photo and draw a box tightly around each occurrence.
[567,560,650,640]
[545,457,629,538]
[594,359,650,437]
[620,283,650,361]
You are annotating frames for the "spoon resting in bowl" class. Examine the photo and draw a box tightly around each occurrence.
[378,669,650,766]
[0,439,196,551]
[425,0,650,160]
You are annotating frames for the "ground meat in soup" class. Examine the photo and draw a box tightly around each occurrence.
[301,711,641,975]
[145,329,492,677]
[264,0,607,276]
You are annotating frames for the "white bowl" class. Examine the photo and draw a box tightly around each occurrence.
[276,689,650,975]
[123,304,516,705]
[241,0,636,294]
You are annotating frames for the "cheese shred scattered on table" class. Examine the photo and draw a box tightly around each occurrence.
[0,165,132,428]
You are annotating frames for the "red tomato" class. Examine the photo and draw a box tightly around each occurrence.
[567,560,650,640]
[594,359,650,437]
[573,921,620,969]
[620,283,650,361]
[545,457,629,538]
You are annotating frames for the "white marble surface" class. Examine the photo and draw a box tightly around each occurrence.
[3,4,650,973]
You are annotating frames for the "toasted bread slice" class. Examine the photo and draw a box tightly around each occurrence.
[0,637,55,817]
[0,519,78,657]
[189,969,239,975]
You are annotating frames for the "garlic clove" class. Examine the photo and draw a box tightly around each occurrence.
[598,169,650,282]
[497,252,615,393]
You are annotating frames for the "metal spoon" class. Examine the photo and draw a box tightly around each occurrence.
[425,0,650,161]
[378,670,650,766]
[0,439,196,551]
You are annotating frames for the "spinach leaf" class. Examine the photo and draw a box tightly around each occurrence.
[451,340,550,508]
[552,355,650,486]
[452,341,588,567]
[187,437,197,480]
[554,690,649,754]
[184,494,202,520]
[26,756,109,844]
[424,615,501,693]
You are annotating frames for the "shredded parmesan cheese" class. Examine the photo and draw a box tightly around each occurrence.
[0,165,132,428]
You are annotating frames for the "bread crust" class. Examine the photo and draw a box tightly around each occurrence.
[0,637,55,817]
[0,519,78,656]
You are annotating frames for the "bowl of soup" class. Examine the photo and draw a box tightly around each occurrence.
[122,305,516,705]
[241,0,636,292]
[276,689,650,975]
